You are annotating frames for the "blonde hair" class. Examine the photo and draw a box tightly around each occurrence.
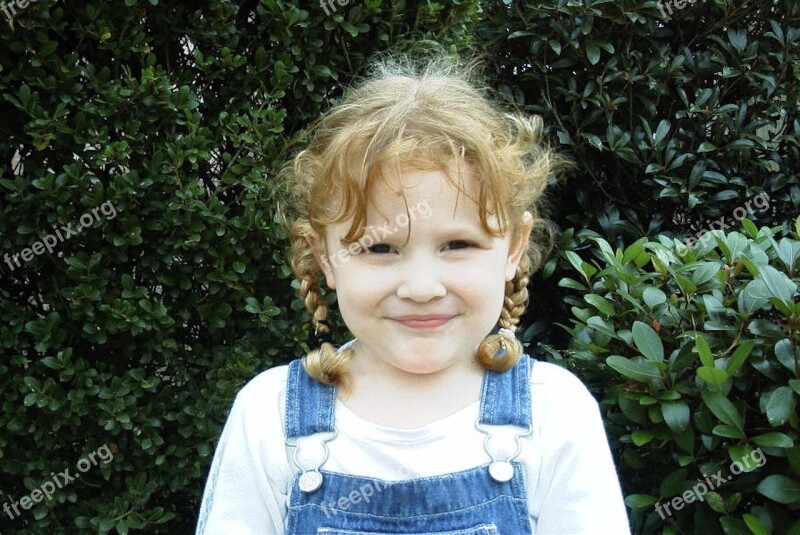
[281,54,562,388]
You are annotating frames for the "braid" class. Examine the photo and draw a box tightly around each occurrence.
[290,222,354,391]
[474,216,553,371]
[476,256,532,372]
[499,259,530,331]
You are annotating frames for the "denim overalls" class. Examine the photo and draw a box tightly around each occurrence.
[283,354,535,534]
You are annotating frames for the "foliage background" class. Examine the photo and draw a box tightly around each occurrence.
[0,0,797,533]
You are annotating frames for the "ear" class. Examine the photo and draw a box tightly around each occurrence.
[505,212,533,281]
[306,231,337,290]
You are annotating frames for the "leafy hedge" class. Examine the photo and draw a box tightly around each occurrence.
[552,218,800,534]
[477,0,799,242]
[0,1,479,533]
[476,3,800,532]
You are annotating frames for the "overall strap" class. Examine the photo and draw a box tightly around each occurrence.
[284,359,336,438]
[478,355,533,427]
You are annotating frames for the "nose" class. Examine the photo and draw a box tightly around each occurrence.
[395,254,447,302]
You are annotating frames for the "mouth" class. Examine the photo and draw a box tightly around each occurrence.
[390,315,454,330]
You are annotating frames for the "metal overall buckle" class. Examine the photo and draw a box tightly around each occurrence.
[285,429,338,493]
[475,421,532,483]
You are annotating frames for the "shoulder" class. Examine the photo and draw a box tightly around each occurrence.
[526,360,615,478]
[530,359,594,396]
[528,359,601,422]
[212,362,297,462]
[226,362,292,424]
[236,362,291,400]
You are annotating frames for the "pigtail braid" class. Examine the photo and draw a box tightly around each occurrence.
[290,223,354,391]
[476,256,532,372]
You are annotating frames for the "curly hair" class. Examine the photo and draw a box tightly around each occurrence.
[279,54,564,389]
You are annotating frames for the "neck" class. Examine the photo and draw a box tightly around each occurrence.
[339,342,485,429]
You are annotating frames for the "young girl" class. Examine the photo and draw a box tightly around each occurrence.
[197,56,630,534]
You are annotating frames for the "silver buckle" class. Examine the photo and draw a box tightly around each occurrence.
[475,421,532,483]
[286,429,338,493]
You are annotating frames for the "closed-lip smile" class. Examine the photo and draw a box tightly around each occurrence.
[390,315,454,329]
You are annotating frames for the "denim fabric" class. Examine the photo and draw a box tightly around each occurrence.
[285,354,336,438]
[284,356,534,534]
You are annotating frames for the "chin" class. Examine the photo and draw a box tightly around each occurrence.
[394,356,462,376]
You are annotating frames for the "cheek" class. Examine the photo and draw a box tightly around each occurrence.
[333,271,391,335]
[453,261,508,311]
[331,263,389,306]
[481,279,507,314]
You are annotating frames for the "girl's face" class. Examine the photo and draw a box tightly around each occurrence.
[312,165,532,379]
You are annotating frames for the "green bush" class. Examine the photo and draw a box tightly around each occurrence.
[552,217,800,534]
[477,0,799,242]
[477,7,800,531]
[0,1,479,532]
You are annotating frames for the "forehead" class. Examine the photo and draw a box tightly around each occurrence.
[323,166,486,247]
[365,162,480,219]
[318,155,507,247]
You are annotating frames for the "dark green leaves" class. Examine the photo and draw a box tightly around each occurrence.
[606,355,663,382]
[633,321,663,361]
[559,221,798,532]
[703,391,745,439]
[766,387,797,427]
[756,475,800,505]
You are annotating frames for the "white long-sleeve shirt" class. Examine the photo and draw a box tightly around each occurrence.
[197,360,631,535]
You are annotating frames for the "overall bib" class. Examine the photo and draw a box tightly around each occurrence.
[283,355,535,534]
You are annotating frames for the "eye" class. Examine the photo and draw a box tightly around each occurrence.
[443,240,472,251]
[365,243,396,254]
